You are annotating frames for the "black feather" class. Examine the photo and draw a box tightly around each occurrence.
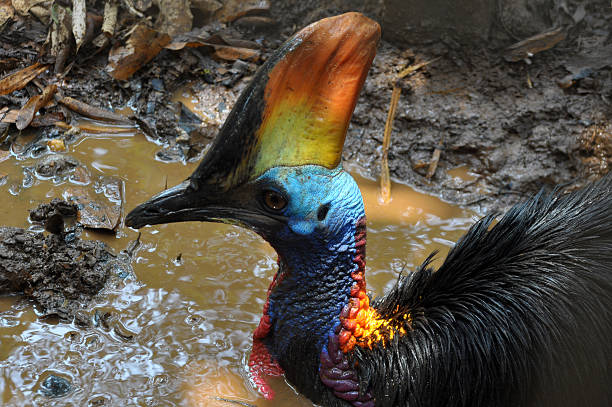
[351,173,612,407]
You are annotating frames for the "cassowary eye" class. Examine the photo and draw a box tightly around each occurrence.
[263,190,287,211]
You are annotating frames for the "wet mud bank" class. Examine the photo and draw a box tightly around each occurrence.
[0,200,131,323]
[38,1,611,212]
[1,1,610,209]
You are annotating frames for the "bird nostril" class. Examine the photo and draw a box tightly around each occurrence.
[144,206,163,216]
[317,203,330,221]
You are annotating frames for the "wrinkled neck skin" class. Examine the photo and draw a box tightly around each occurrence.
[248,165,369,405]
[266,166,364,354]
[268,212,360,357]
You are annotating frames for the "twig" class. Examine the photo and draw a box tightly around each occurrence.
[212,397,256,407]
[426,138,444,180]
[125,232,141,257]
[379,82,401,204]
[58,96,133,123]
[379,57,440,204]
[102,0,118,37]
[121,0,145,18]
[397,57,440,79]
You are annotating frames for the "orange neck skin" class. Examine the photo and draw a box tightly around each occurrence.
[337,218,410,353]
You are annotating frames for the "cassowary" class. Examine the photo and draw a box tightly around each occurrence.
[126,12,612,407]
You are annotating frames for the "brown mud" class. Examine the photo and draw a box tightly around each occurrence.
[4,0,609,212]
[0,199,132,323]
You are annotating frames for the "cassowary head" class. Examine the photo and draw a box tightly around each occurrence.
[126,12,379,266]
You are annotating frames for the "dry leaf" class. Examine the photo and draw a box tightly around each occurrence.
[107,23,170,80]
[65,180,123,231]
[164,27,211,50]
[234,15,276,28]
[30,111,65,127]
[72,0,87,51]
[0,62,49,95]
[191,0,222,19]
[215,0,269,23]
[58,96,132,123]
[214,45,259,61]
[11,0,46,15]
[28,4,48,22]
[0,109,18,123]
[504,27,567,62]
[154,0,192,38]
[166,31,260,61]
[0,0,14,26]
[16,84,57,130]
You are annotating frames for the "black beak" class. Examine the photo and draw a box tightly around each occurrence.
[125,180,226,229]
[125,178,282,237]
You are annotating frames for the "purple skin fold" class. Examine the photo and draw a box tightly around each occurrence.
[319,330,375,407]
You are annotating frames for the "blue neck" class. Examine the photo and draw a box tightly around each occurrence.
[267,220,360,356]
[259,166,366,359]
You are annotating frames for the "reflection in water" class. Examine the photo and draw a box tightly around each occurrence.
[0,132,475,406]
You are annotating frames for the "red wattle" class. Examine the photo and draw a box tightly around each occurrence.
[248,269,285,399]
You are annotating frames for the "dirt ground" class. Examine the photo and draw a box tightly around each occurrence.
[271,0,612,212]
[0,0,610,313]
[0,200,132,322]
[3,0,610,213]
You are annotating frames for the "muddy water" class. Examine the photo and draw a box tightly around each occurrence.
[0,129,475,406]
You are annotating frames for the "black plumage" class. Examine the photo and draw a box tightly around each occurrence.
[346,173,612,407]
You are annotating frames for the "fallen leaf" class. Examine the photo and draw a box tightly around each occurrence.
[58,96,132,123]
[98,175,122,202]
[28,4,48,22]
[214,45,259,61]
[0,0,14,26]
[234,15,276,29]
[215,0,269,23]
[504,27,567,62]
[0,62,49,95]
[16,84,57,130]
[64,180,123,231]
[564,48,612,75]
[0,109,18,123]
[154,0,192,37]
[30,111,65,127]
[191,0,222,20]
[0,58,20,72]
[72,0,87,51]
[35,154,79,177]
[164,27,211,50]
[10,0,46,15]
[107,23,171,80]
[166,31,260,61]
